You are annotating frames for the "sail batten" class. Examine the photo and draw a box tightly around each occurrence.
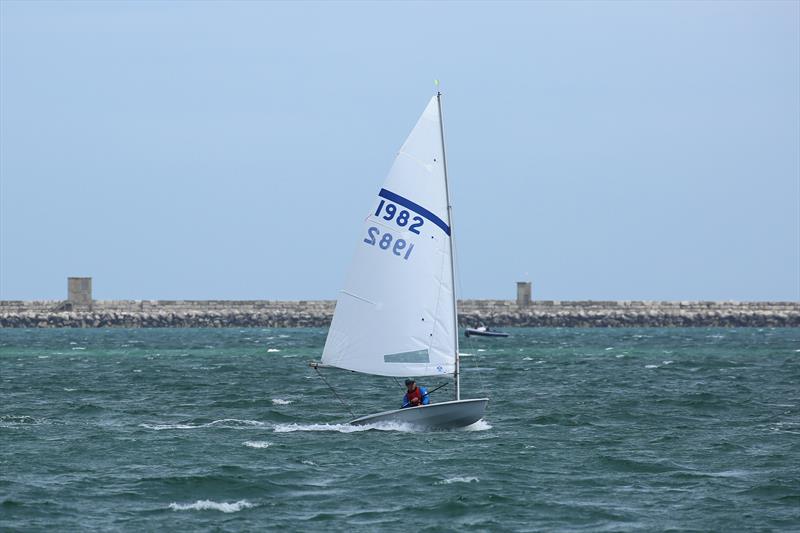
[321,96,456,378]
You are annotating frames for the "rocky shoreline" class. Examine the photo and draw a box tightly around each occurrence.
[0,300,797,328]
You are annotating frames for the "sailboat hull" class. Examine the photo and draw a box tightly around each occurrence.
[349,398,489,429]
[465,328,509,338]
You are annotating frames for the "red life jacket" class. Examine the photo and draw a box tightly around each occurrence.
[406,386,423,405]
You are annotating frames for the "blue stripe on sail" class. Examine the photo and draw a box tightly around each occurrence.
[378,188,451,236]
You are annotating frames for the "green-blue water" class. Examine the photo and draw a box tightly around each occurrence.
[1,328,799,531]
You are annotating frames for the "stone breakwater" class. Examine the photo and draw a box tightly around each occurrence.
[0,300,798,328]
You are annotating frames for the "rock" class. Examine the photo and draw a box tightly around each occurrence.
[0,300,798,328]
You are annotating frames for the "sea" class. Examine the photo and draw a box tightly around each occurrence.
[1,327,798,532]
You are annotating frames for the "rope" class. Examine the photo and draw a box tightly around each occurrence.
[428,381,449,397]
[314,367,357,419]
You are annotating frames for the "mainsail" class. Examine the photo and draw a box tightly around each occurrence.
[321,96,456,377]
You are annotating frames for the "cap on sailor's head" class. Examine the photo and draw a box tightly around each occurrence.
[405,378,415,385]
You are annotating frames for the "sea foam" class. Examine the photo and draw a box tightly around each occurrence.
[272,398,293,405]
[243,441,272,449]
[273,419,491,433]
[461,419,492,432]
[437,476,479,484]
[273,421,420,433]
[169,499,254,513]
[140,419,267,430]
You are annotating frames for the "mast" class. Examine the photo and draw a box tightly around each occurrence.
[436,91,460,401]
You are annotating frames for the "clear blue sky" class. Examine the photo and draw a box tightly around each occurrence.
[1,1,798,301]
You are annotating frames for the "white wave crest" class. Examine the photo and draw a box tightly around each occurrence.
[243,441,272,449]
[437,476,479,484]
[169,499,254,513]
[273,421,420,433]
[140,419,267,430]
[271,398,293,405]
[461,419,492,432]
[0,415,47,427]
[645,364,659,369]
[267,348,280,353]
[274,418,489,433]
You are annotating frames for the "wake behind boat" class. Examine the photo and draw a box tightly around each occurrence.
[309,90,488,429]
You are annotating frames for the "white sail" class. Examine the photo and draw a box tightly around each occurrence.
[321,96,456,377]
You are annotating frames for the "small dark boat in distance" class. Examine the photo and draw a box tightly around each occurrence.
[465,327,510,338]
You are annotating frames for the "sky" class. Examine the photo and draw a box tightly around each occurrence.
[1,0,798,301]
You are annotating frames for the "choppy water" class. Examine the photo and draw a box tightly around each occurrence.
[1,328,799,531]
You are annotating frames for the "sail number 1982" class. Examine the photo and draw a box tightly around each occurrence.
[363,227,414,260]
[374,200,424,234]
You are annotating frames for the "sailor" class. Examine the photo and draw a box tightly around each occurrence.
[402,378,429,408]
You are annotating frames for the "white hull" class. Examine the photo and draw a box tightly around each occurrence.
[349,398,488,429]
[465,328,509,338]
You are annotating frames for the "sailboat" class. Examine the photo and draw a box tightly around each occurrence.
[310,91,488,430]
